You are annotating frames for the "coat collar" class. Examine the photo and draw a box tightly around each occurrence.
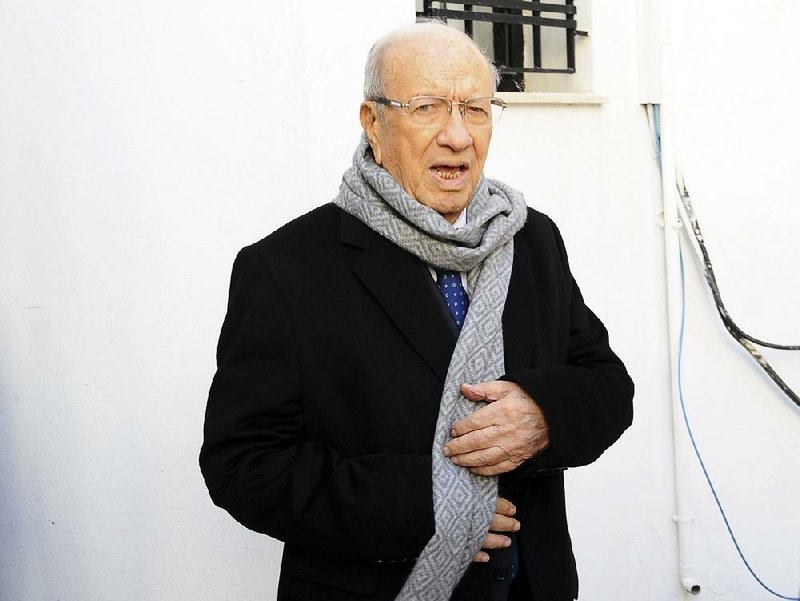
[338,207,536,380]
[340,210,458,382]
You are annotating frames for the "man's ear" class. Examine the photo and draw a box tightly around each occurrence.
[360,102,383,165]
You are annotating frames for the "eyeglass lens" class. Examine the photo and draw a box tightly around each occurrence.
[407,97,503,126]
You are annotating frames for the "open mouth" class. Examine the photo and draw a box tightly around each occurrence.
[431,164,467,181]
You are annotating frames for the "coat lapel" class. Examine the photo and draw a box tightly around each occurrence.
[503,235,540,373]
[340,210,457,382]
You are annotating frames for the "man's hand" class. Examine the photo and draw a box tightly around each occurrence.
[443,381,549,476]
[474,497,520,562]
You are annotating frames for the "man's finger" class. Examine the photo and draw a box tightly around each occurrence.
[496,497,516,517]
[443,425,500,456]
[490,513,520,533]
[450,403,502,437]
[481,533,512,549]
[448,446,506,467]
[460,381,515,402]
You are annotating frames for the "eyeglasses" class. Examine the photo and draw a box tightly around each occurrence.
[369,95,506,127]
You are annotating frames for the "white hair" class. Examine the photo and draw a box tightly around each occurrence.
[363,20,500,101]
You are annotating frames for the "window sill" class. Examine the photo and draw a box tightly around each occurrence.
[496,92,607,106]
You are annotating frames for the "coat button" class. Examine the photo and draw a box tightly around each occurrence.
[492,567,508,581]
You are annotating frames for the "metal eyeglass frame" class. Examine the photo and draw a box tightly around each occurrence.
[368,95,507,125]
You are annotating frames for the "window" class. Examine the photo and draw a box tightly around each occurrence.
[416,1,594,96]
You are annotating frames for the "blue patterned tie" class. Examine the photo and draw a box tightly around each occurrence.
[436,270,470,330]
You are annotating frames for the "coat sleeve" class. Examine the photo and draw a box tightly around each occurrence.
[503,219,634,477]
[199,245,435,560]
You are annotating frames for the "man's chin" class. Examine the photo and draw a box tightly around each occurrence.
[416,192,471,218]
[433,201,471,223]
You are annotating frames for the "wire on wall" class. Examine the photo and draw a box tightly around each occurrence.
[677,245,800,600]
[647,101,799,598]
[675,177,800,408]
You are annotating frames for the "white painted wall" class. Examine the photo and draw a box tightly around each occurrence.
[658,2,800,599]
[0,0,796,600]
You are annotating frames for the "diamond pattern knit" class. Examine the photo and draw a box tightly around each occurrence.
[334,135,528,600]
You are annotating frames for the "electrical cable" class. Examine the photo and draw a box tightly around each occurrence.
[647,101,800,597]
[677,245,800,600]
[675,179,800,408]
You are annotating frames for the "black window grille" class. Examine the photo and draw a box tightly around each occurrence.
[417,1,585,92]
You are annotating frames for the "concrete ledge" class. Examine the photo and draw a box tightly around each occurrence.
[496,92,607,105]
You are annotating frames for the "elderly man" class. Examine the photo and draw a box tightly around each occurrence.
[200,21,633,601]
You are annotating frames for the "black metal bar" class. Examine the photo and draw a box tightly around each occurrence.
[420,1,584,86]
[493,11,510,67]
[427,9,576,29]
[492,6,524,91]
[565,0,575,70]
[431,0,575,14]
[532,4,542,70]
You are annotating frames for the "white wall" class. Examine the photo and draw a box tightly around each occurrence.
[661,1,800,599]
[0,2,412,599]
[1,0,797,600]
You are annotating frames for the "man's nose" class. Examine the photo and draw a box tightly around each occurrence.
[436,105,473,151]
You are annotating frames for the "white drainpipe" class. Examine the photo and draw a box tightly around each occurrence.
[638,0,701,595]
[659,101,702,596]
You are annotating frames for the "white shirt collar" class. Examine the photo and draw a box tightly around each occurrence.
[452,207,467,230]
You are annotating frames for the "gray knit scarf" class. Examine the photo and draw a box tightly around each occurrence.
[334,136,527,600]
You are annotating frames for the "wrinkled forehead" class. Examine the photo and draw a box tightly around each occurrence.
[382,34,493,99]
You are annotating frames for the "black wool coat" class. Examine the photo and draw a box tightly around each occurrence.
[200,204,634,601]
